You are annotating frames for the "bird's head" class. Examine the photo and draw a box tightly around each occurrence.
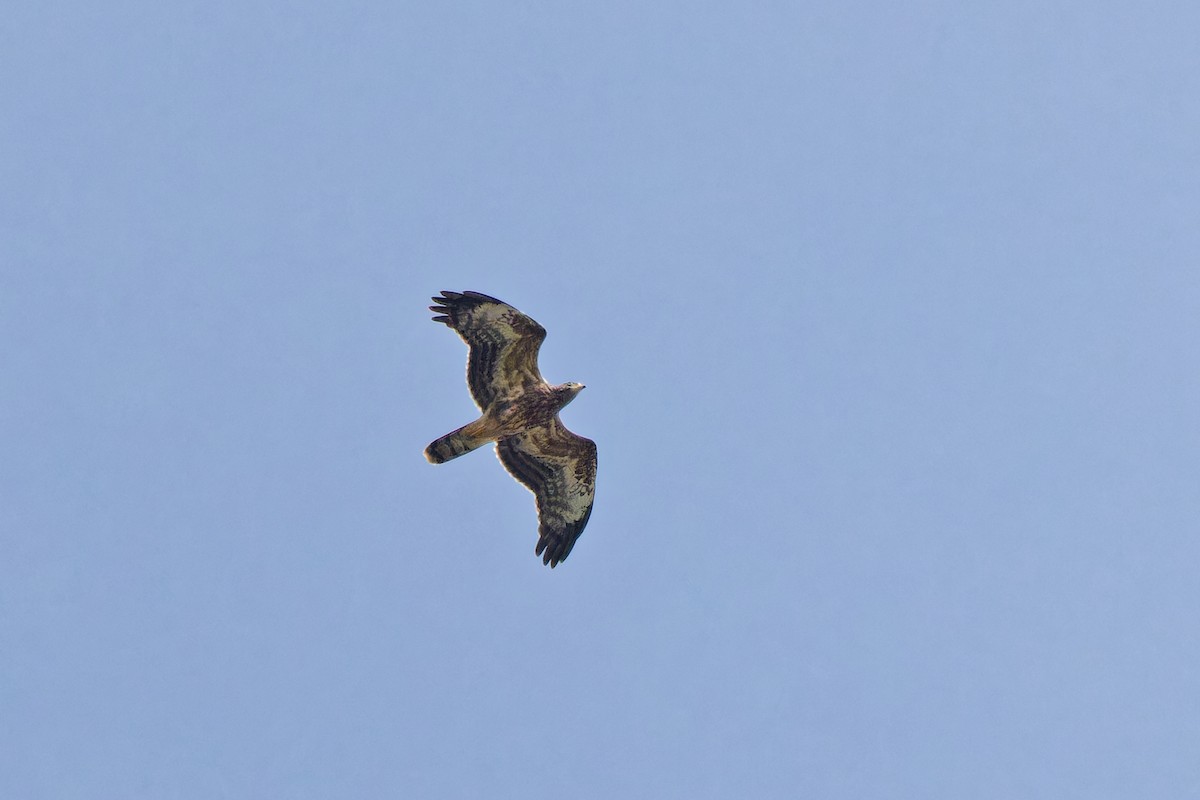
[557,382,586,406]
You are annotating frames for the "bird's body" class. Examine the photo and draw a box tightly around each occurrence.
[424,291,597,567]
[424,382,582,463]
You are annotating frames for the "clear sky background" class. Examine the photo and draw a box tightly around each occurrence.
[3,2,1199,798]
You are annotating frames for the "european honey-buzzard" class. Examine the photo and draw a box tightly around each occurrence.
[424,291,597,567]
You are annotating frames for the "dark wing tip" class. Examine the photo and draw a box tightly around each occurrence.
[435,290,504,305]
[462,290,504,304]
[535,524,583,568]
[430,291,508,319]
[536,538,561,568]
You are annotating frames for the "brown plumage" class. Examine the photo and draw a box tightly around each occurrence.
[425,291,597,567]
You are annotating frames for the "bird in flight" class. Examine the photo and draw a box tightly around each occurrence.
[425,291,597,567]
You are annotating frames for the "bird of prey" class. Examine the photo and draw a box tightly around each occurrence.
[424,291,597,567]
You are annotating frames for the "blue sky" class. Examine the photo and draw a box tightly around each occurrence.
[3,2,1199,798]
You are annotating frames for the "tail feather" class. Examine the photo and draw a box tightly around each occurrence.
[425,420,492,464]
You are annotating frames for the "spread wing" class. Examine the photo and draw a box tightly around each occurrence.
[496,417,597,567]
[430,291,547,409]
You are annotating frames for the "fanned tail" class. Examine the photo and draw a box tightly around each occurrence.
[424,420,493,464]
